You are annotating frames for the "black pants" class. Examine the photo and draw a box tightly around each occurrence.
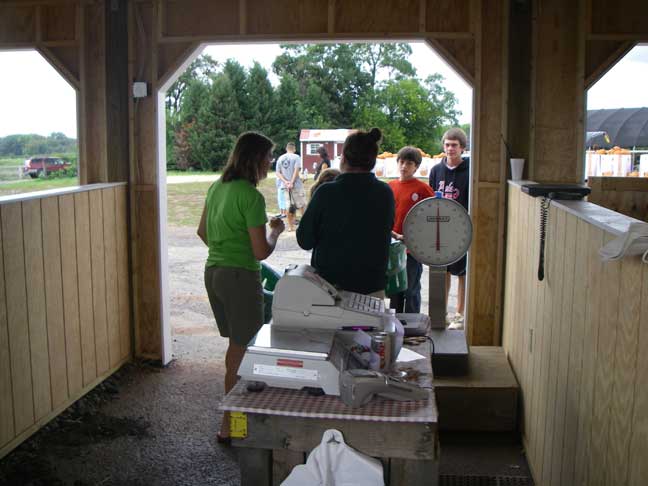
[389,254,423,314]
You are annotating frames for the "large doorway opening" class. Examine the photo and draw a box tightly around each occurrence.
[0,50,78,197]
[585,44,648,180]
[158,40,473,363]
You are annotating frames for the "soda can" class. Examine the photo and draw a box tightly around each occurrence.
[371,332,392,371]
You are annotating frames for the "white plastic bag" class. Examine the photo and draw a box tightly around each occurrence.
[599,222,648,263]
[281,429,384,486]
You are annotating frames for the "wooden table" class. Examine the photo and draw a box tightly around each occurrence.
[220,342,438,486]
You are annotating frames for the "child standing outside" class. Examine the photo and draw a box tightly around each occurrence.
[428,127,470,328]
[388,146,435,313]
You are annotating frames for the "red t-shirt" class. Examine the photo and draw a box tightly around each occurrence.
[388,178,435,234]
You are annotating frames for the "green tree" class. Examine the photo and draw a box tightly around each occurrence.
[246,62,275,136]
[173,80,209,169]
[222,59,251,124]
[188,73,243,171]
[273,44,371,127]
[272,74,304,153]
[354,76,459,154]
[165,54,218,116]
[353,43,416,89]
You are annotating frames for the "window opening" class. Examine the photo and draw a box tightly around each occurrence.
[0,50,78,196]
[585,44,648,180]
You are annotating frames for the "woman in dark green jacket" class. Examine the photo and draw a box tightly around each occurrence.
[297,128,395,295]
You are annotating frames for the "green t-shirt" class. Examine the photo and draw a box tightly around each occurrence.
[205,179,268,271]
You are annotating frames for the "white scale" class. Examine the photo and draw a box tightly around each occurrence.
[402,195,473,327]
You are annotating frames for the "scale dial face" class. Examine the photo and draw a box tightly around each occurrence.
[402,197,473,267]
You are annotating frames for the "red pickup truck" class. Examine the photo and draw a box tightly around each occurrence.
[23,157,71,178]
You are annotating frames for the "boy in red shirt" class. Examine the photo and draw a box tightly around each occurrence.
[388,146,435,313]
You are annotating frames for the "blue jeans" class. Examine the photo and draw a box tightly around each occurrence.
[389,254,423,313]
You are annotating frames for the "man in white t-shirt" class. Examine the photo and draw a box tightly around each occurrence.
[276,142,306,231]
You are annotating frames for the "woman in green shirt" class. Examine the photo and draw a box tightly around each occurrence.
[197,132,285,443]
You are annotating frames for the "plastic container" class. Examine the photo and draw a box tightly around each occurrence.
[385,240,407,296]
[261,262,282,323]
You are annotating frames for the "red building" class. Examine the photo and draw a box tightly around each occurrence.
[299,129,352,173]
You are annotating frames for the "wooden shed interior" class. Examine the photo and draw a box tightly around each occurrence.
[1,0,648,484]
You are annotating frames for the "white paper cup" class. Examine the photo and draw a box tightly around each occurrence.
[510,158,525,180]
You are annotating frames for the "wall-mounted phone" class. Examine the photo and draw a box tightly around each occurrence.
[521,183,591,199]
[520,184,591,281]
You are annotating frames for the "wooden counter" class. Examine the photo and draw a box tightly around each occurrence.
[221,341,438,486]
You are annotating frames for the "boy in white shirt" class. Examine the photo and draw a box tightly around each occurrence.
[275,142,306,231]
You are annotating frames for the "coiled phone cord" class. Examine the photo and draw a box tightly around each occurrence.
[538,196,552,281]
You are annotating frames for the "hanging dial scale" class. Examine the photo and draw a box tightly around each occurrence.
[402,195,473,328]
[402,195,472,267]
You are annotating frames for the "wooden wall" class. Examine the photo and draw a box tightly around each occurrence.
[588,176,648,222]
[503,184,648,485]
[0,184,131,459]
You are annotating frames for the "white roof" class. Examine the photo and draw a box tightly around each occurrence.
[299,129,352,143]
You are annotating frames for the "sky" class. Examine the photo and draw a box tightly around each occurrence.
[0,42,646,139]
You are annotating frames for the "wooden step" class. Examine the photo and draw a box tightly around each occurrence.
[434,346,519,432]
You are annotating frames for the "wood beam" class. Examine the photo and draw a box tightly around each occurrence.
[585,40,634,89]
[105,0,129,182]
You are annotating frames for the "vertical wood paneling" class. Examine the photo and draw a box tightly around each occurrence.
[89,190,109,375]
[574,225,605,486]
[511,190,527,378]
[521,195,537,431]
[41,197,69,408]
[1,185,131,457]
[115,185,130,359]
[527,196,545,468]
[74,192,96,385]
[533,204,559,479]
[1,203,34,433]
[505,187,648,486]
[605,245,642,485]
[560,218,589,485]
[549,213,578,485]
[589,234,621,486]
[501,186,517,353]
[22,200,52,421]
[59,195,83,395]
[524,197,541,467]
[628,264,648,484]
[540,208,567,485]
[102,189,121,367]
[0,209,15,444]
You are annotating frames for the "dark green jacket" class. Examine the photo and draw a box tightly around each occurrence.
[297,172,395,294]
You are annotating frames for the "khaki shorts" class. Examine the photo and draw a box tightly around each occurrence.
[204,266,263,346]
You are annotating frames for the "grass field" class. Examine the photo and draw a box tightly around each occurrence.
[166,169,221,177]
[167,174,316,227]
[0,157,24,167]
[0,176,79,197]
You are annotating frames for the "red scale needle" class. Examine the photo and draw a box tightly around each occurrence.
[436,206,441,251]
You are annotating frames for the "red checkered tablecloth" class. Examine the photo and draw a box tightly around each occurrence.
[220,381,437,423]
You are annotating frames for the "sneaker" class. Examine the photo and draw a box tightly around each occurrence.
[447,313,464,330]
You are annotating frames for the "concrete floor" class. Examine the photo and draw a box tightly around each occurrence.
[0,226,530,485]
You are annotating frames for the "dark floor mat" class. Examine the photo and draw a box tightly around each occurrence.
[440,475,533,486]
